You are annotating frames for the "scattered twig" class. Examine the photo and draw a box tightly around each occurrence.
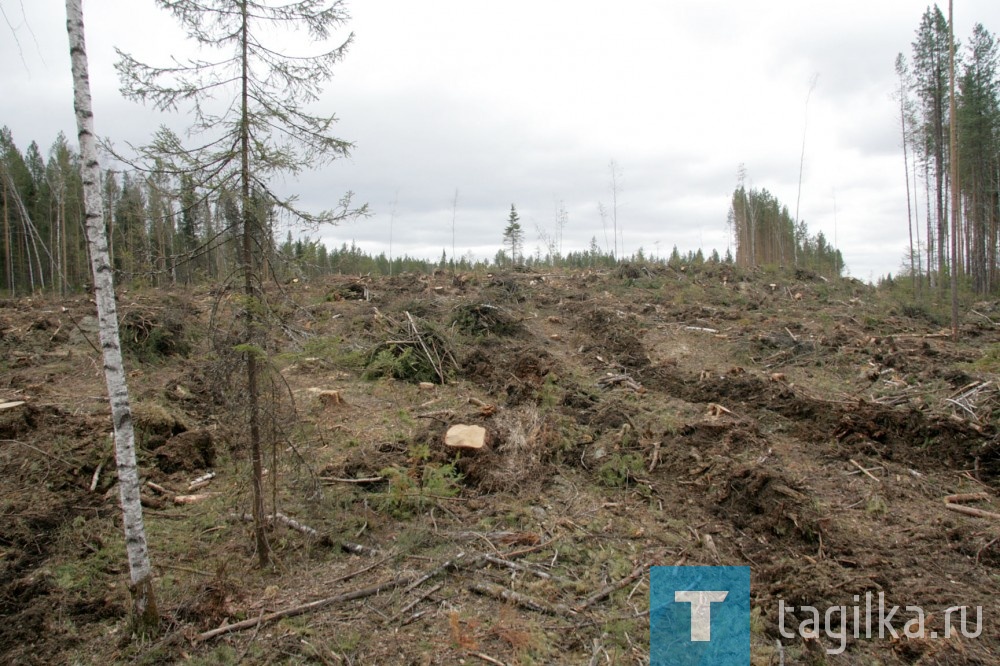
[234,608,266,665]
[404,551,481,593]
[575,561,647,612]
[155,562,213,577]
[588,638,604,666]
[388,583,442,624]
[416,409,456,421]
[960,471,993,491]
[329,555,394,586]
[849,459,881,483]
[66,314,102,357]
[707,403,738,418]
[400,609,428,626]
[482,554,570,585]
[406,311,445,385]
[976,538,998,565]
[970,310,995,325]
[89,460,104,492]
[505,537,559,559]
[468,652,506,666]
[1,439,77,468]
[198,574,418,642]
[648,440,661,473]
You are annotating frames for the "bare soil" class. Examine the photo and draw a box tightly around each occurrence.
[1,265,999,665]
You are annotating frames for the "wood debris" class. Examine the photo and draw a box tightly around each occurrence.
[597,373,644,393]
[445,424,487,450]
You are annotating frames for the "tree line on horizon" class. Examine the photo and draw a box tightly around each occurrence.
[1,127,757,294]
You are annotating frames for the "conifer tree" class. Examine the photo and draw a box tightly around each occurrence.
[117,0,365,566]
[502,204,523,265]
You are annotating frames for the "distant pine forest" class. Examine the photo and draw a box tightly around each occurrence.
[1,128,848,295]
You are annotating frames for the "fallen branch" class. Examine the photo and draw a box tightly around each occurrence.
[329,555,393,586]
[389,583,442,624]
[944,492,991,505]
[417,409,456,421]
[321,475,385,485]
[597,374,644,392]
[505,536,559,559]
[469,652,506,666]
[341,541,380,557]
[482,554,570,585]
[976,537,999,565]
[575,561,647,612]
[173,493,217,505]
[274,512,318,538]
[400,609,428,626]
[187,471,216,491]
[404,551,481,593]
[231,511,321,539]
[198,574,416,642]
[944,504,1000,520]
[147,481,175,497]
[468,581,575,616]
[648,440,662,473]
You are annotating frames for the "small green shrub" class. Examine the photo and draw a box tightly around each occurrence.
[377,450,463,517]
[363,345,438,383]
[597,453,645,488]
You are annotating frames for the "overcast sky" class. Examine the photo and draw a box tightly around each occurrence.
[3,1,1000,281]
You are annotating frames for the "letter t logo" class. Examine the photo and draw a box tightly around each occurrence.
[675,590,729,641]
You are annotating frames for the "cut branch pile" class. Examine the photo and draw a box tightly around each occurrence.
[365,310,458,384]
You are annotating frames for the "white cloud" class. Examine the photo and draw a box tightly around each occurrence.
[3,0,999,280]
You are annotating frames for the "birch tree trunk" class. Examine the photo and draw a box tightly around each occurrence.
[65,0,158,633]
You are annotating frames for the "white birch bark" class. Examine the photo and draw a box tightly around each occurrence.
[65,0,157,630]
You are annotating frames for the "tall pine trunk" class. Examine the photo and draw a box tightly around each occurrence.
[65,0,158,632]
[948,0,960,338]
[898,59,917,290]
